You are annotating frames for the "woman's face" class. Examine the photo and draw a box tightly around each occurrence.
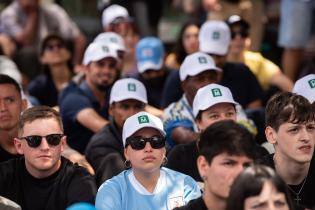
[229,25,248,55]
[124,127,166,174]
[182,25,199,54]
[41,39,71,65]
[244,181,289,210]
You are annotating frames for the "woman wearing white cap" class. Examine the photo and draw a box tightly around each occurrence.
[95,111,201,210]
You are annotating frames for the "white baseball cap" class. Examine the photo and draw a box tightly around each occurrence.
[179,52,221,81]
[193,83,238,117]
[122,111,166,146]
[94,32,126,52]
[83,42,118,65]
[102,4,130,28]
[293,74,315,103]
[199,20,231,56]
[109,78,148,104]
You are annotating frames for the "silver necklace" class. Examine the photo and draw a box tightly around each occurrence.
[287,176,307,205]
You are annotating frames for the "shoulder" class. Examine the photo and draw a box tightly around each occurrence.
[28,75,49,89]
[163,167,197,184]
[174,197,206,210]
[98,170,129,192]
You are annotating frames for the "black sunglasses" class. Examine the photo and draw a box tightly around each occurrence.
[125,136,165,150]
[19,134,64,148]
[231,31,249,39]
[45,43,65,51]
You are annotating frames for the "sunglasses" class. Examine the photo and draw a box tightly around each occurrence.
[231,31,249,39]
[45,43,65,51]
[125,136,165,150]
[19,134,64,148]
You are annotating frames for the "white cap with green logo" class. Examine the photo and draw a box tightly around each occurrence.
[109,78,148,104]
[193,83,238,117]
[179,52,221,81]
[122,111,165,147]
[293,74,315,103]
[83,42,118,65]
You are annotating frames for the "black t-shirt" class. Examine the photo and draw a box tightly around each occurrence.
[174,197,207,210]
[0,146,22,163]
[160,62,263,109]
[166,142,201,182]
[259,154,315,209]
[0,157,96,210]
[27,74,59,107]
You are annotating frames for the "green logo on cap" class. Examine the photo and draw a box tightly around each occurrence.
[211,88,222,97]
[102,46,109,53]
[198,56,208,64]
[128,83,136,92]
[109,37,118,43]
[308,79,315,89]
[138,115,149,124]
[212,31,220,40]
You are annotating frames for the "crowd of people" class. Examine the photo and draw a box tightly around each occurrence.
[0,0,314,210]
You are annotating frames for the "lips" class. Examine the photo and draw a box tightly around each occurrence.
[38,155,51,159]
[0,114,11,121]
[298,145,312,153]
[142,156,156,162]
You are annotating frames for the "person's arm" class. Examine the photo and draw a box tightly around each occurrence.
[72,33,86,73]
[76,108,109,133]
[270,71,293,92]
[171,127,199,145]
[14,5,38,46]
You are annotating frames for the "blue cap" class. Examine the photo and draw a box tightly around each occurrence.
[66,202,96,210]
[135,37,165,73]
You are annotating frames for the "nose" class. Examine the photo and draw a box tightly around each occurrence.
[299,127,311,143]
[143,142,153,152]
[38,137,50,150]
[0,100,7,111]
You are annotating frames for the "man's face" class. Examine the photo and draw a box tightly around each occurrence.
[267,121,315,164]
[86,57,118,91]
[14,118,66,178]
[198,153,253,199]
[0,84,26,131]
[182,71,219,105]
[109,99,145,129]
[196,103,236,131]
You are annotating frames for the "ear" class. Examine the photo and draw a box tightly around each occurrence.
[60,136,67,152]
[124,148,130,161]
[197,155,209,180]
[14,138,24,155]
[265,126,277,144]
[21,99,27,111]
[195,118,203,132]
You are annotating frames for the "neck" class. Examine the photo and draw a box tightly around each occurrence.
[26,158,61,179]
[273,153,310,185]
[0,128,18,154]
[203,189,226,210]
[49,64,71,91]
[133,169,160,193]
[86,79,106,106]
[227,51,244,63]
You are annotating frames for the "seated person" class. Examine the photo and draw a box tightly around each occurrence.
[95,111,201,210]
[261,92,315,209]
[226,164,294,210]
[0,106,96,210]
[174,120,256,210]
[85,78,147,185]
[59,42,119,153]
[226,15,293,93]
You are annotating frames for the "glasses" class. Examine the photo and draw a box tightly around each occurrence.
[19,134,64,148]
[45,43,65,51]
[231,31,249,39]
[125,136,165,150]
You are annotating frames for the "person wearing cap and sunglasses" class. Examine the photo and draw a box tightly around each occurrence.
[226,15,293,94]
[59,42,119,154]
[85,78,147,185]
[293,74,315,105]
[95,111,201,210]
[0,106,96,210]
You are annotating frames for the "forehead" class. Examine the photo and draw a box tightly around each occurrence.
[0,84,20,97]
[132,127,162,137]
[21,118,62,136]
[114,99,144,106]
[204,103,235,112]
[212,152,253,163]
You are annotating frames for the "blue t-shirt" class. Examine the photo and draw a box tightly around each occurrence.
[59,80,110,153]
[95,167,201,210]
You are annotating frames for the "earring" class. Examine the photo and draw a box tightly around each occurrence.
[162,156,168,166]
[124,159,131,168]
